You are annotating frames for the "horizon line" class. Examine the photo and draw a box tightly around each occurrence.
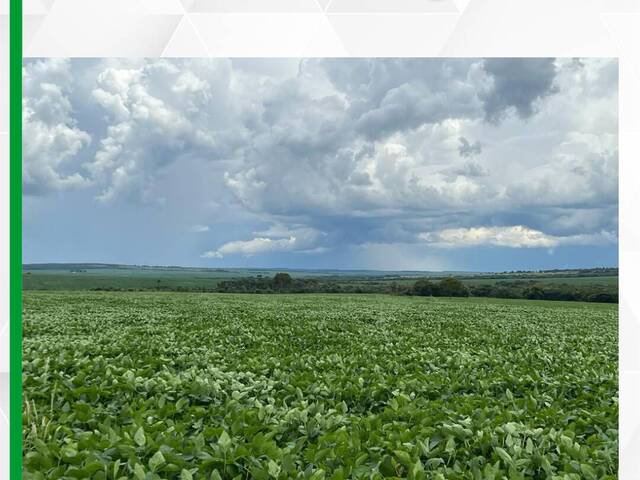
[22,261,619,275]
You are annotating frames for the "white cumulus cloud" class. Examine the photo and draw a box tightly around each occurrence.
[23,59,92,194]
[419,225,616,248]
[202,236,297,258]
[202,225,324,258]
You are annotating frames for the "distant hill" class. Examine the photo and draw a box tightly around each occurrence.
[23,262,618,278]
[22,263,618,302]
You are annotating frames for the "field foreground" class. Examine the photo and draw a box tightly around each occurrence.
[23,292,618,479]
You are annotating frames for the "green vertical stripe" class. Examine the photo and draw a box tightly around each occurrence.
[10,0,23,477]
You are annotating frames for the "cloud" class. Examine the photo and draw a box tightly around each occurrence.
[481,58,557,123]
[23,59,92,195]
[22,58,618,265]
[202,236,297,258]
[189,225,209,233]
[458,136,482,157]
[224,132,497,219]
[29,58,270,205]
[202,224,324,258]
[506,134,618,209]
[207,58,616,256]
[442,160,488,179]
[419,225,616,248]
[86,59,244,203]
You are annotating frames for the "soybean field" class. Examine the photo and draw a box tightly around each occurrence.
[23,292,618,479]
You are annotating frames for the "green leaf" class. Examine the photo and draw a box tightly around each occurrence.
[580,463,597,480]
[134,427,146,447]
[379,455,395,476]
[410,460,424,478]
[268,459,281,478]
[525,438,534,454]
[133,463,145,480]
[418,439,430,457]
[176,397,189,411]
[218,430,232,450]
[425,458,444,469]
[61,445,77,458]
[309,469,325,480]
[149,450,166,472]
[494,447,512,466]
[445,437,456,454]
[394,450,413,468]
[181,469,194,480]
[210,469,223,480]
[113,459,121,479]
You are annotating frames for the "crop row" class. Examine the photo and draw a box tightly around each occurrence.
[23,292,618,479]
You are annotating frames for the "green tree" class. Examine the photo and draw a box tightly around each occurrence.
[413,278,435,296]
[273,272,293,290]
[524,285,545,300]
[437,277,469,297]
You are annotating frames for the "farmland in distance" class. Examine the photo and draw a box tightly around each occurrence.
[23,292,617,479]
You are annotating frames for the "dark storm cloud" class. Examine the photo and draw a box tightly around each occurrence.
[317,58,483,140]
[481,58,558,123]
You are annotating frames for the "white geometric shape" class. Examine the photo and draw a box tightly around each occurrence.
[0,133,6,376]
[0,133,5,480]
[0,321,6,373]
[597,0,640,13]
[189,13,328,56]
[23,15,46,51]
[162,16,209,57]
[44,0,156,15]
[619,132,640,267]
[601,14,640,127]
[25,12,182,57]
[23,0,49,15]
[315,0,332,11]
[620,370,640,479]
[440,0,617,56]
[179,0,197,12]
[451,0,472,14]
[0,373,7,421]
[327,0,458,13]
[0,17,6,133]
[186,0,322,13]
[620,287,640,371]
[0,373,8,480]
[40,0,57,11]
[302,13,350,56]
[326,13,460,56]
[139,0,187,14]
[41,0,182,15]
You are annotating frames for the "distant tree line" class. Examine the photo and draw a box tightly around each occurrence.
[214,273,617,303]
[89,272,617,303]
[467,268,617,280]
[464,280,617,303]
[405,277,617,303]
[216,273,377,294]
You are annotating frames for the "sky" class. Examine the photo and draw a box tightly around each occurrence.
[22,57,618,272]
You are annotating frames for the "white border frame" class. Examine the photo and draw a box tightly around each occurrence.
[4,0,638,477]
